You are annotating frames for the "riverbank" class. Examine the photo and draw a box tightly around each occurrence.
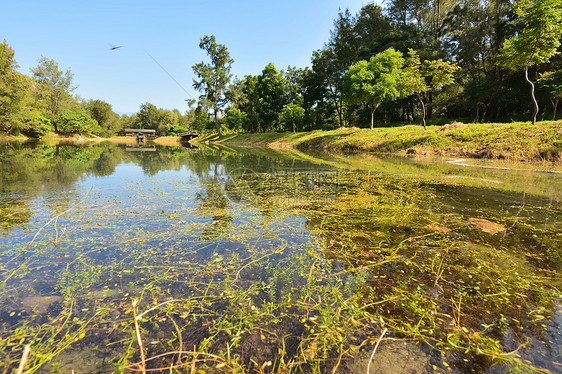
[197,121,562,164]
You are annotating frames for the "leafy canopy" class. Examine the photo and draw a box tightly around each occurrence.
[343,48,406,128]
[496,0,562,71]
[192,35,234,136]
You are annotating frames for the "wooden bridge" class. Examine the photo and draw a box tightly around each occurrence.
[178,131,200,141]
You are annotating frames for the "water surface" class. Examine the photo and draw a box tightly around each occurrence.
[0,141,560,373]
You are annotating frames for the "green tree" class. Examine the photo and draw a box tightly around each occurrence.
[84,99,121,137]
[538,70,562,119]
[281,104,305,133]
[403,49,429,128]
[420,57,459,120]
[310,49,345,127]
[284,66,304,106]
[225,107,248,132]
[135,103,177,136]
[136,102,160,130]
[56,110,100,135]
[30,56,77,131]
[240,75,260,132]
[19,108,53,137]
[192,35,234,137]
[402,49,458,128]
[0,40,30,135]
[343,48,406,129]
[256,63,286,132]
[190,106,212,133]
[496,0,562,124]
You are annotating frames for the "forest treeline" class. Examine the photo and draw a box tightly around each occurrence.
[1,0,561,138]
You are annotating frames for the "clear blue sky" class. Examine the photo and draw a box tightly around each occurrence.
[2,0,380,114]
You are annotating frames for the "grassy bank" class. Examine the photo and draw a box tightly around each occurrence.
[198,121,562,163]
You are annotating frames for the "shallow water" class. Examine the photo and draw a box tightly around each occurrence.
[0,140,560,373]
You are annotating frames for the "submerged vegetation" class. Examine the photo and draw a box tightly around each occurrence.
[0,142,560,373]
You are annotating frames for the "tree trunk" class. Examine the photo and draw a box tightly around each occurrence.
[418,94,427,130]
[337,99,344,127]
[214,108,222,137]
[552,97,559,121]
[525,66,539,125]
[426,90,433,120]
[369,103,376,130]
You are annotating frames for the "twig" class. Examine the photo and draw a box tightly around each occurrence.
[434,247,449,288]
[400,346,413,374]
[16,344,31,374]
[235,242,287,280]
[190,346,197,374]
[136,299,181,320]
[168,313,183,367]
[452,293,463,329]
[366,328,387,374]
[132,299,146,374]
[29,187,93,246]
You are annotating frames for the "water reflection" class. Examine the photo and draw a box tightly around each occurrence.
[0,141,560,373]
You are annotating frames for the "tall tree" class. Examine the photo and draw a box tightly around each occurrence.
[496,0,562,124]
[84,99,121,137]
[402,49,458,128]
[402,49,430,128]
[343,48,406,129]
[30,56,77,131]
[192,35,234,136]
[256,63,286,132]
[0,40,29,134]
[538,70,562,119]
[281,103,305,133]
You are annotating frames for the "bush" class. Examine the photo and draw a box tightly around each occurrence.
[56,111,100,135]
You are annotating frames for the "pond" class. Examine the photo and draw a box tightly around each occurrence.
[0,140,560,373]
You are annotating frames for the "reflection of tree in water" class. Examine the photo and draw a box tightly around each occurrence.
[0,141,123,233]
[93,142,125,176]
[195,149,235,240]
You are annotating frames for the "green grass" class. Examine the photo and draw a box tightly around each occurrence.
[202,121,562,163]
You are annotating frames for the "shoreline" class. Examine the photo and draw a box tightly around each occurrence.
[196,121,562,165]
[2,121,561,164]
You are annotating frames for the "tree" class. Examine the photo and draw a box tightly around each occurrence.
[284,66,304,106]
[0,40,30,134]
[403,49,429,128]
[538,70,562,119]
[225,107,248,132]
[192,35,234,137]
[281,104,305,133]
[343,48,406,129]
[402,49,458,128]
[56,110,100,135]
[84,99,121,137]
[420,57,459,120]
[256,63,286,132]
[234,75,260,133]
[310,48,346,127]
[135,103,177,136]
[30,56,77,131]
[136,102,161,130]
[496,0,562,124]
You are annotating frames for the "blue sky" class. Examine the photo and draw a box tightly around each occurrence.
[2,0,380,114]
